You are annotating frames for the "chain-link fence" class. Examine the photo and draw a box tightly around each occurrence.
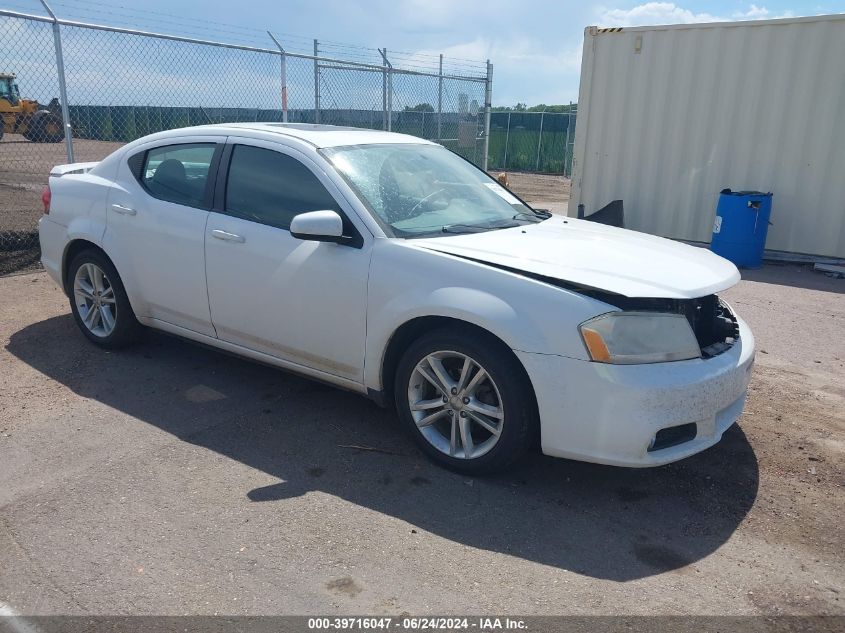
[487,109,578,176]
[0,7,491,275]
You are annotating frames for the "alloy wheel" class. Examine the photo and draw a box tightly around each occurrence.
[73,262,117,337]
[407,350,504,459]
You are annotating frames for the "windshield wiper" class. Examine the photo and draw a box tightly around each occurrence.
[513,210,551,222]
[441,223,498,234]
[441,218,524,234]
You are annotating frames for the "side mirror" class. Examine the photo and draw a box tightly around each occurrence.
[290,210,344,243]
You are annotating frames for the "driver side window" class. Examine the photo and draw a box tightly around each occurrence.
[224,145,342,231]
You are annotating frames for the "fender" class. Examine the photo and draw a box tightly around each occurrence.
[364,286,531,392]
[65,215,106,247]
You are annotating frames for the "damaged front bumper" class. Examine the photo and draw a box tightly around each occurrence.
[517,317,755,467]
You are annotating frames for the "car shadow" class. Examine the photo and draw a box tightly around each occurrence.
[7,314,760,582]
[740,263,844,294]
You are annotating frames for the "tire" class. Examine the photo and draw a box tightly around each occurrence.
[394,326,538,474]
[25,111,64,143]
[67,250,143,348]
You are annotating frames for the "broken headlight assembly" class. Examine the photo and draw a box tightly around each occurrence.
[579,311,702,364]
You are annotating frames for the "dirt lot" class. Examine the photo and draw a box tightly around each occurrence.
[0,264,842,617]
[504,172,570,215]
[0,135,123,232]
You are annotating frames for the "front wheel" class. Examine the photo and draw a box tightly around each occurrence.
[67,250,143,348]
[394,328,538,474]
[25,112,64,143]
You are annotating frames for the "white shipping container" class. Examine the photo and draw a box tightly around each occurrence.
[570,14,845,259]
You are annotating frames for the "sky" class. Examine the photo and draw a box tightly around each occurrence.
[6,0,845,106]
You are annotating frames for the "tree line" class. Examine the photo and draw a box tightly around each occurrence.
[403,103,576,113]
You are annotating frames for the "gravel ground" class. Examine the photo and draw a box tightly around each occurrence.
[0,135,123,277]
[0,263,842,617]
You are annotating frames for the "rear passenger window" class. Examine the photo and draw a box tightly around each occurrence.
[224,145,341,230]
[141,143,216,207]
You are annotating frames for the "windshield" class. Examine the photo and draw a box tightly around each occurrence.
[322,143,547,238]
[0,78,16,100]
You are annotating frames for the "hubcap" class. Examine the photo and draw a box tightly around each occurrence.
[407,351,504,460]
[73,263,116,337]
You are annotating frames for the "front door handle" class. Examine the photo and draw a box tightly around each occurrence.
[211,229,245,243]
[111,203,136,215]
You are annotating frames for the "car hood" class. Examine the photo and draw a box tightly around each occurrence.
[412,217,740,298]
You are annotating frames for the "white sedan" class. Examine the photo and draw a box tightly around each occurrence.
[38,123,755,473]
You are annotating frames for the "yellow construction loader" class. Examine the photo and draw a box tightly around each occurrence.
[0,73,64,143]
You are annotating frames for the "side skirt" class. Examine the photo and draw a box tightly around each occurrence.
[140,317,368,396]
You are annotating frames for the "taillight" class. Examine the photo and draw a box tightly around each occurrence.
[42,185,51,214]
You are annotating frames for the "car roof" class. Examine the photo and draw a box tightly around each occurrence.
[183,122,436,149]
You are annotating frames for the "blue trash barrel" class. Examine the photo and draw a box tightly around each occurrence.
[710,189,773,268]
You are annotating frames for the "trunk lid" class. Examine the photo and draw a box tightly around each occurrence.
[49,162,100,178]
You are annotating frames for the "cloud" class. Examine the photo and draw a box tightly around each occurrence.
[736,4,773,19]
[732,4,794,20]
[597,3,795,27]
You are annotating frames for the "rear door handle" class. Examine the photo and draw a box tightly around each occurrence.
[211,229,245,243]
[111,203,136,215]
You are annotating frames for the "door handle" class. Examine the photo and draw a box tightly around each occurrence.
[211,229,245,243]
[111,203,136,215]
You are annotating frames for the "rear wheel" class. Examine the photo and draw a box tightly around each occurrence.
[67,250,143,348]
[394,327,537,474]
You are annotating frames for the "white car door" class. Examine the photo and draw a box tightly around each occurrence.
[104,137,223,337]
[204,139,372,383]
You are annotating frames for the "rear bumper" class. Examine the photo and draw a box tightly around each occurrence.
[38,216,65,288]
[517,317,755,467]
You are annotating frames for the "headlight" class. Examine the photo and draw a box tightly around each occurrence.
[579,312,701,364]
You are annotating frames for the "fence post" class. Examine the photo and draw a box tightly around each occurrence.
[564,102,572,177]
[379,48,387,130]
[313,39,320,123]
[482,60,492,172]
[268,32,288,123]
[437,53,443,141]
[379,48,392,132]
[535,110,545,171]
[503,111,511,170]
[40,0,74,162]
